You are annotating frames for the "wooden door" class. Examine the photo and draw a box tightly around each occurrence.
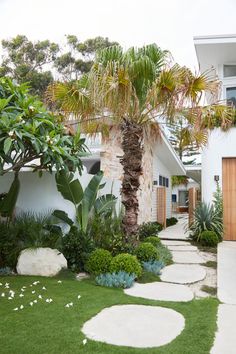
[188,187,197,227]
[157,187,166,228]
[222,158,236,240]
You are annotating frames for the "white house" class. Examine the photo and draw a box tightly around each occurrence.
[194,34,236,240]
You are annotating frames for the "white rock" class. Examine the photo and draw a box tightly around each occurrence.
[16,248,67,277]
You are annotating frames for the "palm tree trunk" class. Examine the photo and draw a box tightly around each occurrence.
[120,119,143,240]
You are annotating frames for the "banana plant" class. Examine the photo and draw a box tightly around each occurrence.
[53,170,117,233]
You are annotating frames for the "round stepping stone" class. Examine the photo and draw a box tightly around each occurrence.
[124,282,194,302]
[161,240,190,246]
[171,251,206,264]
[161,264,206,284]
[82,305,185,348]
[168,245,198,252]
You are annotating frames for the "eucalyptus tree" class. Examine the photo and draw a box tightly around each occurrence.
[47,44,234,241]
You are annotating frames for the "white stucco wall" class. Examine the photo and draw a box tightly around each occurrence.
[152,154,172,220]
[201,127,236,204]
[0,171,121,219]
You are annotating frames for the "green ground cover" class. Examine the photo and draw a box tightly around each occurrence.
[0,275,218,354]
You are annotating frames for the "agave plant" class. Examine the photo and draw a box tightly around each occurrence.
[53,170,117,233]
[189,202,223,241]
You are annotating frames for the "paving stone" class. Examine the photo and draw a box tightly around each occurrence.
[161,240,190,246]
[167,245,198,251]
[160,264,206,284]
[171,251,206,264]
[124,282,194,302]
[82,304,185,348]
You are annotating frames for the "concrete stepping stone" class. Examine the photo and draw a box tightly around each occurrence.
[161,240,190,246]
[82,304,185,348]
[167,245,198,252]
[171,251,206,264]
[124,282,194,302]
[161,264,206,284]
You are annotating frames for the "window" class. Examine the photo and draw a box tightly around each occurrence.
[172,194,177,203]
[226,87,236,107]
[224,65,236,78]
[159,175,169,187]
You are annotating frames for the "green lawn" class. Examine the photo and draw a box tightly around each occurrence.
[0,275,218,354]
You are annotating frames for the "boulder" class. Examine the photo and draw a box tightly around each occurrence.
[17,247,67,277]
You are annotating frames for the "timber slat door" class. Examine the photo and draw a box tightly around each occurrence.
[157,187,166,228]
[189,187,197,227]
[222,158,236,240]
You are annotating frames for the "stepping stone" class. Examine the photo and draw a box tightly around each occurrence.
[161,264,206,284]
[171,251,206,264]
[82,304,185,348]
[167,245,198,252]
[161,240,190,246]
[124,282,194,302]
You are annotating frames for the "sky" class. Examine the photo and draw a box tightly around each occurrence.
[0,0,236,70]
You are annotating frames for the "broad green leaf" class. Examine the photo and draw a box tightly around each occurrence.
[55,170,83,206]
[94,194,117,214]
[52,209,74,226]
[4,137,12,155]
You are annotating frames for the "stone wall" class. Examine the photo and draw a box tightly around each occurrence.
[100,127,154,224]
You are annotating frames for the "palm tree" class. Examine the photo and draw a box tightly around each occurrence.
[47,44,234,241]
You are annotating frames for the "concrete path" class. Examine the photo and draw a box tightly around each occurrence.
[82,305,185,348]
[171,251,206,264]
[217,242,236,304]
[160,264,206,284]
[211,304,236,354]
[159,216,189,240]
[211,242,236,353]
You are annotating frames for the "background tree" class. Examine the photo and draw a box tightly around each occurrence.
[54,35,119,80]
[47,44,234,240]
[0,35,59,98]
[0,78,87,218]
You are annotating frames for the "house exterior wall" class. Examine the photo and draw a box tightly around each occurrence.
[152,154,172,220]
[0,171,121,219]
[201,127,236,204]
[172,180,199,203]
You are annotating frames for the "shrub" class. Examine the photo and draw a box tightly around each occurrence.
[95,271,136,288]
[0,212,63,269]
[143,236,161,247]
[85,249,112,275]
[156,244,173,265]
[0,267,13,276]
[138,222,160,240]
[142,260,164,275]
[110,253,142,278]
[62,227,95,272]
[135,242,158,262]
[200,231,219,247]
[166,217,178,227]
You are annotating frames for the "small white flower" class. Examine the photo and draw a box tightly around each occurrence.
[38,295,42,299]
[13,307,18,311]
[65,304,70,308]
[8,131,14,137]
[5,283,9,286]
[0,282,2,286]
[45,135,50,142]
[21,119,26,124]
[28,105,34,111]
[57,280,62,284]
[83,339,87,345]
[69,302,73,306]
[32,291,35,294]
[29,302,34,306]
[42,287,46,290]
[30,285,32,287]
[9,290,15,296]
[49,298,53,303]
[22,286,26,289]
[19,294,24,298]
[5,285,9,289]
[21,288,25,292]
[8,297,13,300]
[46,298,50,303]
[33,300,37,304]
[77,295,81,299]
[1,293,5,297]
[20,305,24,310]
[33,282,38,285]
